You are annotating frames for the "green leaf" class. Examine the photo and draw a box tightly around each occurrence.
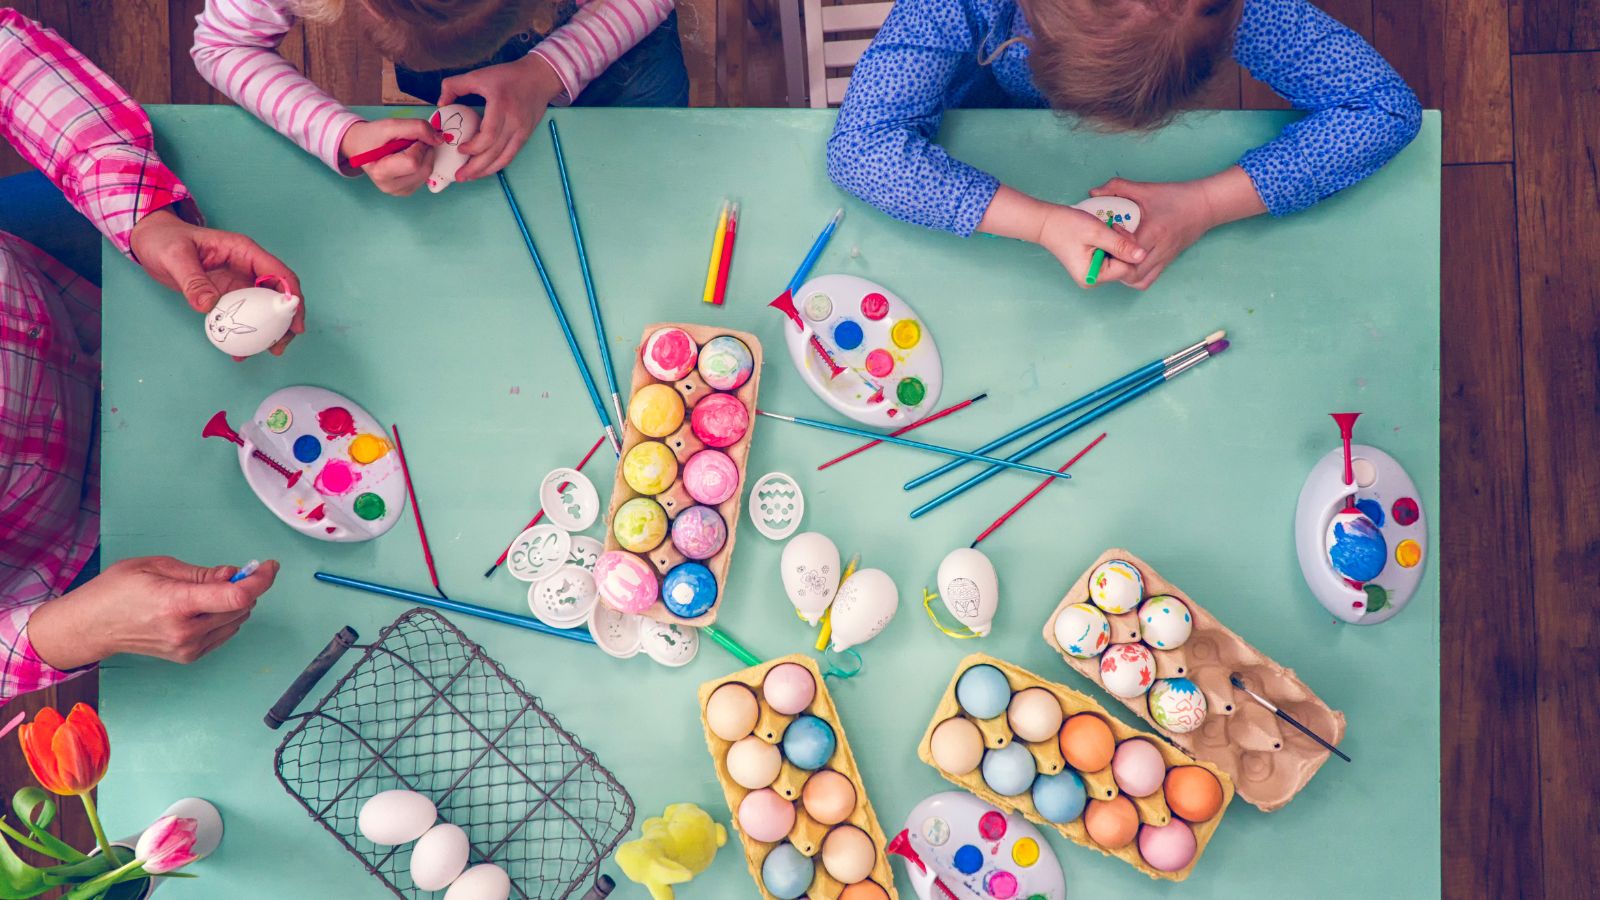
[0,830,49,899]
[10,791,85,863]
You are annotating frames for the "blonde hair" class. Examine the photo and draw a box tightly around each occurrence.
[1016,0,1242,130]
[294,0,547,69]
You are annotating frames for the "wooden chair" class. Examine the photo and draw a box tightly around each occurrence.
[798,0,893,108]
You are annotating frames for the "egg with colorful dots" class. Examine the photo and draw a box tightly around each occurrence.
[622,441,679,496]
[1089,559,1144,614]
[627,383,686,438]
[670,505,727,560]
[661,561,718,617]
[1139,594,1193,649]
[1053,602,1110,658]
[642,326,699,381]
[697,335,754,391]
[690,393,750,448]
[1148,678,1208,734]
[612,497,668,553]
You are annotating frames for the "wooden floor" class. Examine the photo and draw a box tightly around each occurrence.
[3,1,1598,897]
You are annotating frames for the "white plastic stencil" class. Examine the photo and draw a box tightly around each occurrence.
[639,619,700,667]
[749,472,804,540]
[567,535,604,572]
[588,603,643,659]
[528,565,599,628]
[505,524,572,583]
[539,467,600,532]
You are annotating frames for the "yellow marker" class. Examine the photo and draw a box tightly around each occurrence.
[701,201,729,304]
[815,552,861,651]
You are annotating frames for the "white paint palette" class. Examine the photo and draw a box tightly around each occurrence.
[209,385,406,542]
[778,274,942,427]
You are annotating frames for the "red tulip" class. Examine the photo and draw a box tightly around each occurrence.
[134,815,200,874]
[18,703,110,796]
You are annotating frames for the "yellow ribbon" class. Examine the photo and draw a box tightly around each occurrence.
[923,588,981,639]
[814,553,860,652]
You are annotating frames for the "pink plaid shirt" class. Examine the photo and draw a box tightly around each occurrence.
[0,10,192,701]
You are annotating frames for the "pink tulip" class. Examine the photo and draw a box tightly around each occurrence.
[134,815,200,874]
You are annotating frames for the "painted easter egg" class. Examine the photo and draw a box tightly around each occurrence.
[1083,796,1139,850]
[782,715,837,770]
[204,283,299,357]
[661,561,718,617]
[760,843,814,900]
[690,393,749,448]
[763,662,817,715]
[1164,766,1224,822]
[780,531,840,624]
[642,327,699,381]
[426,104,480,193]
[928,717,984,775]
[622,441,679,496]
[727,735,783,789]
[801,769,857,825]
[980,742,1037,797]
[750,472,804,539]
[593,550,658,613]
[1031,769,1087,823]
[821,825,875,884]
[670,505,727,560]
[1089,559,1144,614]
[955,664,1012,720]
[738,788,796,843]
[1007,687,1065,743]
[612,497,668,553]
[1148,678,1208,734]
[936,547,999,636]
[1138,819,1197,872]
[705,683,760,741]
[681,449,740,505]
[1054,602,1111,658]
[697,335,754,391]
[828,568,898,652]
[1326,508,1387,583]
[1139,594,1193,650]
[1099,642,1156,698]
[628,383,686,438]
[1059,714,1115,772]
[1111,738,1167,797]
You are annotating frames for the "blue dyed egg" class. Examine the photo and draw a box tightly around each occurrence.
[980,742,1037,797]
[782,715,837,770]
[760,842,814,899]
[661,562,718,617]
[1032,770,1087,823]
[955,664,1012,720]
[1326,509,1386,583]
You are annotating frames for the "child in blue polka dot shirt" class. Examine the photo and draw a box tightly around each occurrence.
[826,0,1422,289]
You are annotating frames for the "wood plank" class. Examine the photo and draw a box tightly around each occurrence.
[303,14,380,106]
[1242,0,1373,109]
[1509,0,1600,53]
[1376,0,1511,164]
[718,0,748,107]
[64,0,172,104]
[169,0,218,104]
[1438,163,1543,900]
[743,0,787,106]
[679,0,720,107]
[1511,51,1600,900]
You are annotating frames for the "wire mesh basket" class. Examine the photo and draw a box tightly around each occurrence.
[266,608,633,899]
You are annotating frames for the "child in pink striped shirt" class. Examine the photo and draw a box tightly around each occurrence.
[192,0,685,195]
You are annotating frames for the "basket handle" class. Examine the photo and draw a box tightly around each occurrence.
[264,626,359,729]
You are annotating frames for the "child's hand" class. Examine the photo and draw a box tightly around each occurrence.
[438,53,565,182]
[1036,204,1148,288]
[341,118,442,196]
[129,208,306,356]
[1090,168,1266,290]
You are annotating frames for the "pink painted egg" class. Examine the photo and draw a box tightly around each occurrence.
[682,449,740,505]
[593,551,658,613]
[737,788,796,843]
[762,662,817,715]
[1137,819,1197,872]
[671,505,728,560]
[642,327,699,381]
[690,393,750,449]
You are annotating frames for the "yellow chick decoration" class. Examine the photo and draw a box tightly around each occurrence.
[614,803,728,900]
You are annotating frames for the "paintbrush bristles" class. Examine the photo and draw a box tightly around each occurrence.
[1207,339,1230,355]
[1206,329,1226,344]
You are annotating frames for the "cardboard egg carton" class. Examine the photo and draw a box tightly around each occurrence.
[603,323,763,626]
[916,653,1233,882]
[1042,548,1347,812]
[698,654,898,900]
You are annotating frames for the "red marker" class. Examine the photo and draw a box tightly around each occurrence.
[346,138,417,169]
[711,203,739,306]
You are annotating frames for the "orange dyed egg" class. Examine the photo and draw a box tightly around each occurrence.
[1083,795,1139,849]
[840,881,890,900]
[1165,766,1224,822]
[1058,714,1115,772]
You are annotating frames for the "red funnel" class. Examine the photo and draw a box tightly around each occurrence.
[202,410,243,446]
[1331,412,1360,486]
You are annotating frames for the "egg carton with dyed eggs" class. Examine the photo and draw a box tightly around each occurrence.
[1042,548,1346,812]
[917,653,1234,882]
[599,323,763,626]
[698,654,898,900]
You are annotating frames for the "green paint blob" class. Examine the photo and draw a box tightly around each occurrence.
[1363,583,1389,612]
[353,492,386,521]
[264,407,291,433]
[896,377,927,407]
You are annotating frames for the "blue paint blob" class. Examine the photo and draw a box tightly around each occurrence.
[760,843,814,899]
[781,715,837,770]
[1355,497,1385,527]
[1329,515,1387,582]
[661,562,717,617]
[1032,770,1088,823]
[832,319,864,350]
[953,844,983,875]
[293,434,321,463]
[955,664,1011,719]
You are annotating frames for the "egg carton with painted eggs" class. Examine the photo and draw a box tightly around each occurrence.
[918,654,1234,882]
[698,654,898,900]
[596,323,763,627]
[1042,548,1346,812]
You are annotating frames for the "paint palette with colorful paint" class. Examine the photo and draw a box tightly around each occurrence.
[203,385,405,542]
[778,274,942,427]
[600,322,763,627]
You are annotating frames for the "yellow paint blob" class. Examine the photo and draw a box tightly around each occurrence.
[1395,539,1422,568]
[628,383,686,438]
[1011,837,1040,867]
[891,319,922,349]
[349,433,391,465]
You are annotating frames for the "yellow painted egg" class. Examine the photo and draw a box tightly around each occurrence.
[612,498,667,553]
[622,441,679,496]
[628,383,686,438]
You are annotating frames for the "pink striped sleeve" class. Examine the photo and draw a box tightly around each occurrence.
[530,0,674,101]
[191,0,363,173]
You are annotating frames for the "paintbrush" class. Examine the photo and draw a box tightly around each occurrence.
[758,409,1074,480]
[1230,673,1351,762]
[316,572,597,644]
[818,393,988,470]
[484,434,607,578]
[970,432,1106,547]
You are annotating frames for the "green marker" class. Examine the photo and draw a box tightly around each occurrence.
[702,625,761,666]
[1085,218,1113,286]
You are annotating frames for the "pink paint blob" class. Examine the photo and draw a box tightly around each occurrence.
[318,406,357,439]
[681,449,740,505]
[642,327,699,382]
[865,348,895,378]
[860,292,889,320]
[313,459,360,496]
[690,393,749,449]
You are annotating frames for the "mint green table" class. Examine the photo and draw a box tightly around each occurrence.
[101,107,1440,898]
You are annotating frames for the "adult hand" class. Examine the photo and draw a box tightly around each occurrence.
[340,118,442,196]
[439,53,565,182]
[129,208,306,355]
[26,557,279,670]
[1090,167,1266,290]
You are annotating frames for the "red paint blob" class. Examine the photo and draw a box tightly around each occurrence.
[860,292,890,320]
[318,406,357,439]
[979,811,1007,840]
[1392,496,1420,526]
[305,503,326,522]
[865,348,894,377]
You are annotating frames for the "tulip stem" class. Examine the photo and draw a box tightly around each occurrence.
[0,818,58,859]
[77,792,119,871]
[72,857,146,896]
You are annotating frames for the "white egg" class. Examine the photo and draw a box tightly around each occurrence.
[1139,595,1193,650]
[426,105,481,193]
[410,823,470,891]
[781,532,840,625]
[357,790,436,846]
[936,547,999,636]
[444,863,510,900]
[203,285,299,357]
[829,568,899,651]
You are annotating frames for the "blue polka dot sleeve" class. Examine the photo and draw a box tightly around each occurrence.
[1233,0,1423,216]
